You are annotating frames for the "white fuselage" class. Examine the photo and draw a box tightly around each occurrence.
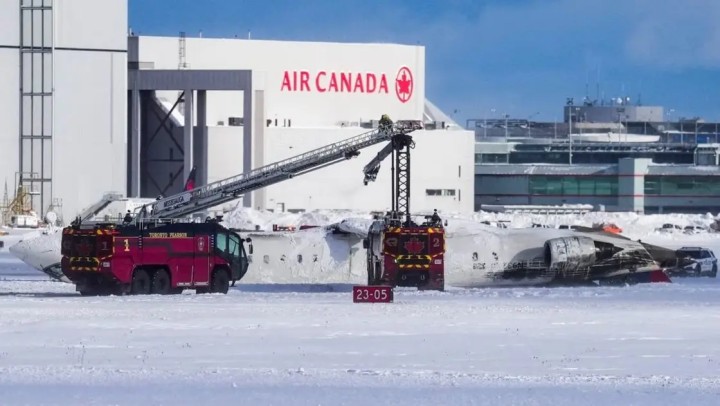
[7,219,656,287]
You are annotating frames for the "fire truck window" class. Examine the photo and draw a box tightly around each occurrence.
[228,234,241,258]
[216,232,228,252]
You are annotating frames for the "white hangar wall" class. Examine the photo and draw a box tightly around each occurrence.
[0,0,127,222]
[188,126,475,214]
[132,36,425,126]
[165,125,475,214]
[133,34,473,213]
[260,128,475,214]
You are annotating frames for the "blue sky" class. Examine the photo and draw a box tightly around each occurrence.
[129,0,720,125]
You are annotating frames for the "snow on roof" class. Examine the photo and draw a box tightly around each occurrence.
[475,164,720,177]
[424,98,460,128]
[475,165,616,176]
[646,165,720,176]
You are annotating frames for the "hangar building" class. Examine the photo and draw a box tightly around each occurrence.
[0,0,474,224]
[0,0,127,224]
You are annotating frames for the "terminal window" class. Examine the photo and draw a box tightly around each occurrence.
[529,176,618,196]
[476,153,508,164]
[644,176,720,196]
[426,189,456,196]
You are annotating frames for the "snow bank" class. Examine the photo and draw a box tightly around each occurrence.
[223,207,373,231]
[223,207,720,240]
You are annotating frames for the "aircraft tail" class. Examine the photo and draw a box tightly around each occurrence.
[184,166,197,191]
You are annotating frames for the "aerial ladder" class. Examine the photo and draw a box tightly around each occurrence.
[137,117,424,220]
[58,116,425,297]
[360,116,446,291]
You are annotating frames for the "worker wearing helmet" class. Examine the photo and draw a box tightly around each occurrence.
[432,209,441,224]
[379,114,393,131]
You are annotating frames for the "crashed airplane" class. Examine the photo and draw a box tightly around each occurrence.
[8,217,690,288]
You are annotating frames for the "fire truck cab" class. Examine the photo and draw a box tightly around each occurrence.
[60,218,253,296]
[363,212,446,291]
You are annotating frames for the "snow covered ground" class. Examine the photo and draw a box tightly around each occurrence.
[1,254,719,404]
[1,210,720,404]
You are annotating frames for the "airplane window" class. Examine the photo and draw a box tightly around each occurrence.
[263,255,270,264]
[313,254,318,262]
[472,252,478,261]
[297,254,303,263]
[280,255,286,262]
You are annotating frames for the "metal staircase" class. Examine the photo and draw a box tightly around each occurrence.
[19,0,54,216]
[145,120,423,219]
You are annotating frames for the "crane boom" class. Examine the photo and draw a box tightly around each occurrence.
[142,118,422,219]
[361,119,421,226]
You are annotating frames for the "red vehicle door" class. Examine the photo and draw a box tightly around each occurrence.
[193,234,210,286]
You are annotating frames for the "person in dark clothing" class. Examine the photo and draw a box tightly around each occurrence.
[379,114,393,130]
[123,210,133,223]
[431,209,441,226]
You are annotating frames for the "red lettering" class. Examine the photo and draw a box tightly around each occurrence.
[281,71,292,91]
[282,70,391,93]
[340,72,352,92]
[378,74,388,93]
[353,74,364,93]
[300,71,310,91]
[316,71,326,92]
[328,72,338,92]
[366,73,377,93]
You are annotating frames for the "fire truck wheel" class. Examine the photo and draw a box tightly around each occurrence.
[210,268,230,294]
[130,269,152,295]
[151,269,171,295]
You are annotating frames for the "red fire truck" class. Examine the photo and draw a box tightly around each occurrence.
[360,118,446,291]
[364,217,445,290]
[61,218,253,296]
[58,115,424,297]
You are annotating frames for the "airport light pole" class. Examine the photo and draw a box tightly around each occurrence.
[665,108,675,143]
[527,112,539,137]
[503,113,509,142]
[568,107,580,164]
[568,110,572,164]
[484,108,496,137]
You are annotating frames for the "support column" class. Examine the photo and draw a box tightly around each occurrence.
[196,90,208,187]
[618,158,651,213]
[242,87,253,207]
[253,89,266,210]
[128,88,141,197]
[183,89,194,184]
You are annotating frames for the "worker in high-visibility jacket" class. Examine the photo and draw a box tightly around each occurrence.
[379,114,393,130]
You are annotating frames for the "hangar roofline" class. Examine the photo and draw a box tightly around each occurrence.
[129,33,425,49]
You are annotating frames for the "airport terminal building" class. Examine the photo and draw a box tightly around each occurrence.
[473,103,720,214]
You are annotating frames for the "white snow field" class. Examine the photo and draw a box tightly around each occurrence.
[1,210,720,405]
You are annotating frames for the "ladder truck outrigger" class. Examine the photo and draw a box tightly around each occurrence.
[361,115,446,291]
[60,116,424,296]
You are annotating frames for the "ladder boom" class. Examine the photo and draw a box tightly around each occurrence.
[145,120,420,219]
[361,120,420,227]
[75,192,125,223]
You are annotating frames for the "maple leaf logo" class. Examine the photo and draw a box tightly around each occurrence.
[404,237,425,254]
[76,238,93,256]
[395,67,413,103]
